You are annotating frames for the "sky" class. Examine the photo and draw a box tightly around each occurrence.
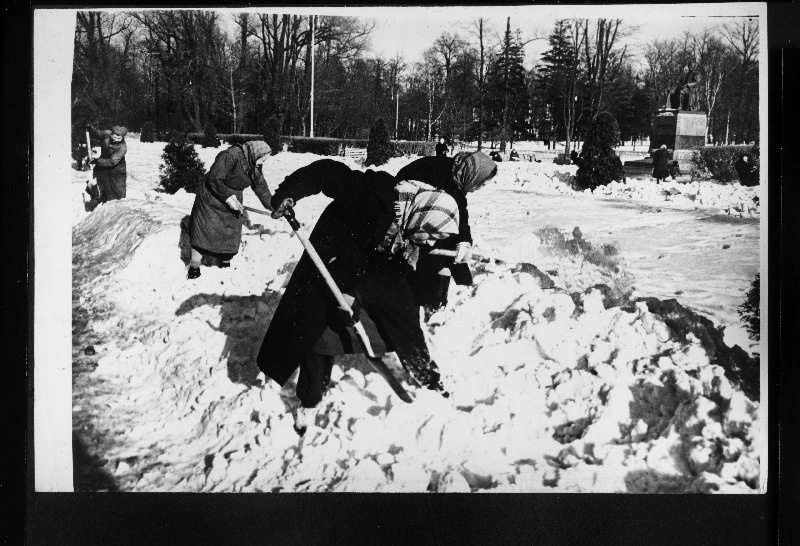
[362,9,760,68]
[213,4,761,71]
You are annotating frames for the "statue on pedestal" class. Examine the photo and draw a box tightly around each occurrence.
[666,62,701,111]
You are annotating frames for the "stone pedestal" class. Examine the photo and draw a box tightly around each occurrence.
[624,109,707,177]
[650,109,707,152]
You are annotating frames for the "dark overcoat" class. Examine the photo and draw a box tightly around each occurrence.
[652,148,671,180]
[189,145,273,255]
[257,159,436,387]
[395,156,472,308]
[92,131,127,201]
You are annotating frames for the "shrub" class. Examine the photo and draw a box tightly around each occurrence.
[262,116,282,155]
[221,134,263,145]
[159,132,205,194]
[202,123,221,148]
[365,117,392,167]
[392,140,436,157]
[574,111,625,191]
[288,136,369,155]
[141,121,157,143]
[738,273,760,341]
[691,144,754,182]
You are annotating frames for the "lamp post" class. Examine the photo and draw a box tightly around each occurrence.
[310,15,315,138]
[395,86,399,139]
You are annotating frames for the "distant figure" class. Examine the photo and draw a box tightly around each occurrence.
[669,160,682,180]
[570,149,579,165]
[489,150,503,162]
[435,137,449,157]
[735,154,759,187]
[86,124,128,202]
[509,149,520,162]
[652,144,670,184]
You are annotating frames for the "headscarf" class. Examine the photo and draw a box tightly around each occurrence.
[111,126,128,138]
[377,179,459,269]
[240,140,272,180]
[452,151,497,193]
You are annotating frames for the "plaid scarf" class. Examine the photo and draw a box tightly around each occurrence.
[376,180,459,269]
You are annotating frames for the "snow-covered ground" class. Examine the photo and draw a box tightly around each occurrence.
[71,137,763,493]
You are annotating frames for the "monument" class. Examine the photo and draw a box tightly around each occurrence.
[625,63,708,177]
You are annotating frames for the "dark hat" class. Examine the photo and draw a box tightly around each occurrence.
[112,126,128,137]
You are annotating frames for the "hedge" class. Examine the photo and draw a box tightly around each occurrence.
[185,134,437,158]
[691,144,757,183]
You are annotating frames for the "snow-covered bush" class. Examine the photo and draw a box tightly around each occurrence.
[365,117,392,167]
[574,111,626,191]
[159,132,205,194]
[738,273,760,342]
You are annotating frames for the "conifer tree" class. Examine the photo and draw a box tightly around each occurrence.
[485,19,528,152]
[365,117,392,166]
[159,132,206,194]
[574,111,625,190]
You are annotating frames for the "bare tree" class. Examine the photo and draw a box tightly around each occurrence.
[582,18,630,117]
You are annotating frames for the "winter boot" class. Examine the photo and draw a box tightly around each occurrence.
[187,266,201,280]
[293,406,316,436]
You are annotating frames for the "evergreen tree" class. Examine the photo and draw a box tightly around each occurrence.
[574,111,625,190]
[262,115,281,155]
[365,117,392,166]
[535,21,575,144]
[141,121,157,143]
[159,132,206,194]
[485,20,528,152]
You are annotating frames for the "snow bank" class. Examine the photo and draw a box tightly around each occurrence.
[487,161,760,217]
[72,197,761,493]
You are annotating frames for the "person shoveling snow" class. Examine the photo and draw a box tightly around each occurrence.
[395,151,497,316]
[257,159,460,434]
[186,140,274,279]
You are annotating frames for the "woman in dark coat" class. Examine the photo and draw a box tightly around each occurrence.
[652,144,671,183]
[394,151,497,314]
[257,159,460,432]
[187,140,273,278]
[735,154,758,186]
[87,124,128,202]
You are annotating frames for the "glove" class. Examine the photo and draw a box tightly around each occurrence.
[454,241,472,263]
[271,197,295,219]
[225,195,244,214]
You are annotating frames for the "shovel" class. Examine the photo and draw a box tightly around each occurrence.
[274,204,414,404]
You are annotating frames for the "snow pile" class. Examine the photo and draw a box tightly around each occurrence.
[72,197,761,493]
[589,179,760,218]
[486,161,760,217]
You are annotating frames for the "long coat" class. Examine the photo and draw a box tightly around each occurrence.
[189,145,273,255]
[92,130,127,201]
[395,156,472,308]
[652,148,671,180]
[257,159,439,388]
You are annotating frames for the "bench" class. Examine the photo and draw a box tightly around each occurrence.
[343,147,367,161]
